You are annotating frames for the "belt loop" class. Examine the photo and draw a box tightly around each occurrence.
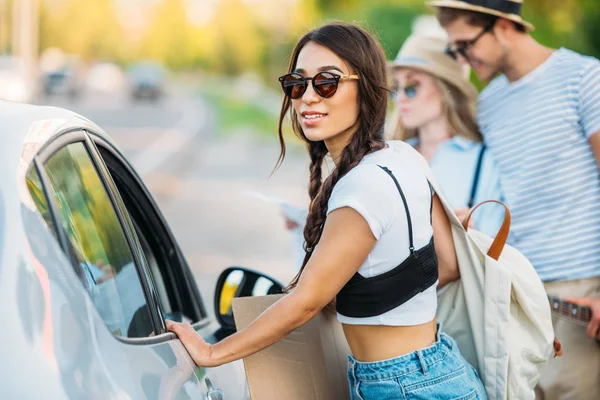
[416,350,428,375]
[348,356,357,378]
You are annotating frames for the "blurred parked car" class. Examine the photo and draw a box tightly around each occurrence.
[1,101,283,399]
[126,61,167,102]
[39,51,84,98]
[42,65,82,98]
[0,56,35,102]
[84,61,125,94]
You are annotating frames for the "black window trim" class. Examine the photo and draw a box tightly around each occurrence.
[87,129,207,321]
[34,128,166,339]
[84,132,167,335]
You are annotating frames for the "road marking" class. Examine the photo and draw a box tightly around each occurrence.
[130,94,208,176]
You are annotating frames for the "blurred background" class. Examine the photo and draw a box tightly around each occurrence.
[2,0,600,314]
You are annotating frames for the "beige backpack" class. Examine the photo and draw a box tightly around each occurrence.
[390,140,559,400]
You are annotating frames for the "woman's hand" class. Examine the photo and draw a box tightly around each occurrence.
[166,320,217,367]
[454,207,474,229]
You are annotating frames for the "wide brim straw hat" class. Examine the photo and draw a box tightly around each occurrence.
[389,34,478,102]
[427,0,534,32]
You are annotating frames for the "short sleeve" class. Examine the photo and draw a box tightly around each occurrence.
[327,164,396,240]
[579,61,600,138]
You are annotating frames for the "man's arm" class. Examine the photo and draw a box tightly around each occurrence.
[579,62,600,171]
[589,132,600,174]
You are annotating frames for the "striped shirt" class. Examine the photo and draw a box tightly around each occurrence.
[478,48,600,282]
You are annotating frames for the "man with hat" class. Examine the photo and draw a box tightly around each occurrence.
[428,1,600,399]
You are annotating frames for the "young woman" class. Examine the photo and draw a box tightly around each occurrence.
[167,22,487,399]
[389,34,504,236]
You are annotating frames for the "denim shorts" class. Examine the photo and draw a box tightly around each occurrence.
[347,328,487,400]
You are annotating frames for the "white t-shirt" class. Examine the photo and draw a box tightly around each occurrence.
[327,142,438,326]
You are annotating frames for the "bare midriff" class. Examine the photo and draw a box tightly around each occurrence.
[342,318,437,362]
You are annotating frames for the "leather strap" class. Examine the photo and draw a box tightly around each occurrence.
[462,200,510,261]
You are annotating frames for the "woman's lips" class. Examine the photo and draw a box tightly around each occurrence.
[302,113,327,127]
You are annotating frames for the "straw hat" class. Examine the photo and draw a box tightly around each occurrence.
[428,0,534,32]
[389,35,478,102]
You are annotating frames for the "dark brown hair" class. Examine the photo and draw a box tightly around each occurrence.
[436,8,526,33]
[276,22,389,290]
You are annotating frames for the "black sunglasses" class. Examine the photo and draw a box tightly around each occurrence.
[445,22,495,60]
[278,72,360,100]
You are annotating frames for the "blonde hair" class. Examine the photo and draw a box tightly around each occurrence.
[387,73,482,143]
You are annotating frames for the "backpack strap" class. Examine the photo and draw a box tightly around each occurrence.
[463,200,511,260]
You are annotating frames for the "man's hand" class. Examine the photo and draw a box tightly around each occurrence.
[454,207,474,229]
[565,297,600,340]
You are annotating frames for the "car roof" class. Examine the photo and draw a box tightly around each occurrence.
[0,101,119,184]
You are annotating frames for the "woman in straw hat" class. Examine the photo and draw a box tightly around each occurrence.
[388,34,504,236]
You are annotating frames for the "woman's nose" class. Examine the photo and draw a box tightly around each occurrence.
[301,82,320,104]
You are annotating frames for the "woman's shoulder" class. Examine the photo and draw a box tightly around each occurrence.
[386,140,430,171]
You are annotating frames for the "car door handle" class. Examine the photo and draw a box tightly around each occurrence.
[204,377,224,400]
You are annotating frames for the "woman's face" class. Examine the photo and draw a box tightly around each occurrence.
[292,41,360,144]
[392,68,444,130]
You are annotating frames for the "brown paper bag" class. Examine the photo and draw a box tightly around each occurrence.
[232,294,351,400]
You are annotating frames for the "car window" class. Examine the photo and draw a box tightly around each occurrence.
[98,146,205,323]
[25,166,58,240]
[43,142,154,338]
[132,219,172,316]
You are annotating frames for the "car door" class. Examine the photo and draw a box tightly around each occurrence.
[89,130,248,399]
[30,130,231,399]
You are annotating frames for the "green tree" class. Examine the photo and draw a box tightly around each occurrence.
[40,0,123,61]
[138,0,197,69]
[209,0,265,75]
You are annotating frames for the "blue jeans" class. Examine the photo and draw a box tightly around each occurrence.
[347,329,487,400]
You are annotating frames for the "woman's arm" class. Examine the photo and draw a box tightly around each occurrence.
[432,193,459,288]
[168,206,376,367]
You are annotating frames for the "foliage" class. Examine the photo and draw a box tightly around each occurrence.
[40,0,124,62]
[36,0,600,74]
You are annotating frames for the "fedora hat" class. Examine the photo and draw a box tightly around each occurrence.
[428,0,534,31]
[389,35,478,102]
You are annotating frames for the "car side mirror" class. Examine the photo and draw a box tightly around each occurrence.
[214,267,284,332]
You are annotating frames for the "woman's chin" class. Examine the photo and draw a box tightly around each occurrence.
[304,128,330,142]
[400,119,419,130]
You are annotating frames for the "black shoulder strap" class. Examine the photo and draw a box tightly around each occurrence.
[428,181,434,225]
[377,165,414,253]
[468,145,487,208]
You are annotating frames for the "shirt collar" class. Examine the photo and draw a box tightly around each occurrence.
[449,135,478,151]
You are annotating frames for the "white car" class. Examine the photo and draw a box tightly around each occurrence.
[1,101,283,399]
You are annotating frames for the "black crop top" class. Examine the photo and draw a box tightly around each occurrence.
[336,166,438,318]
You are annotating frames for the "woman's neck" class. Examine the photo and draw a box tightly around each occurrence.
[417,118,451,162]
[326,121,360,166]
